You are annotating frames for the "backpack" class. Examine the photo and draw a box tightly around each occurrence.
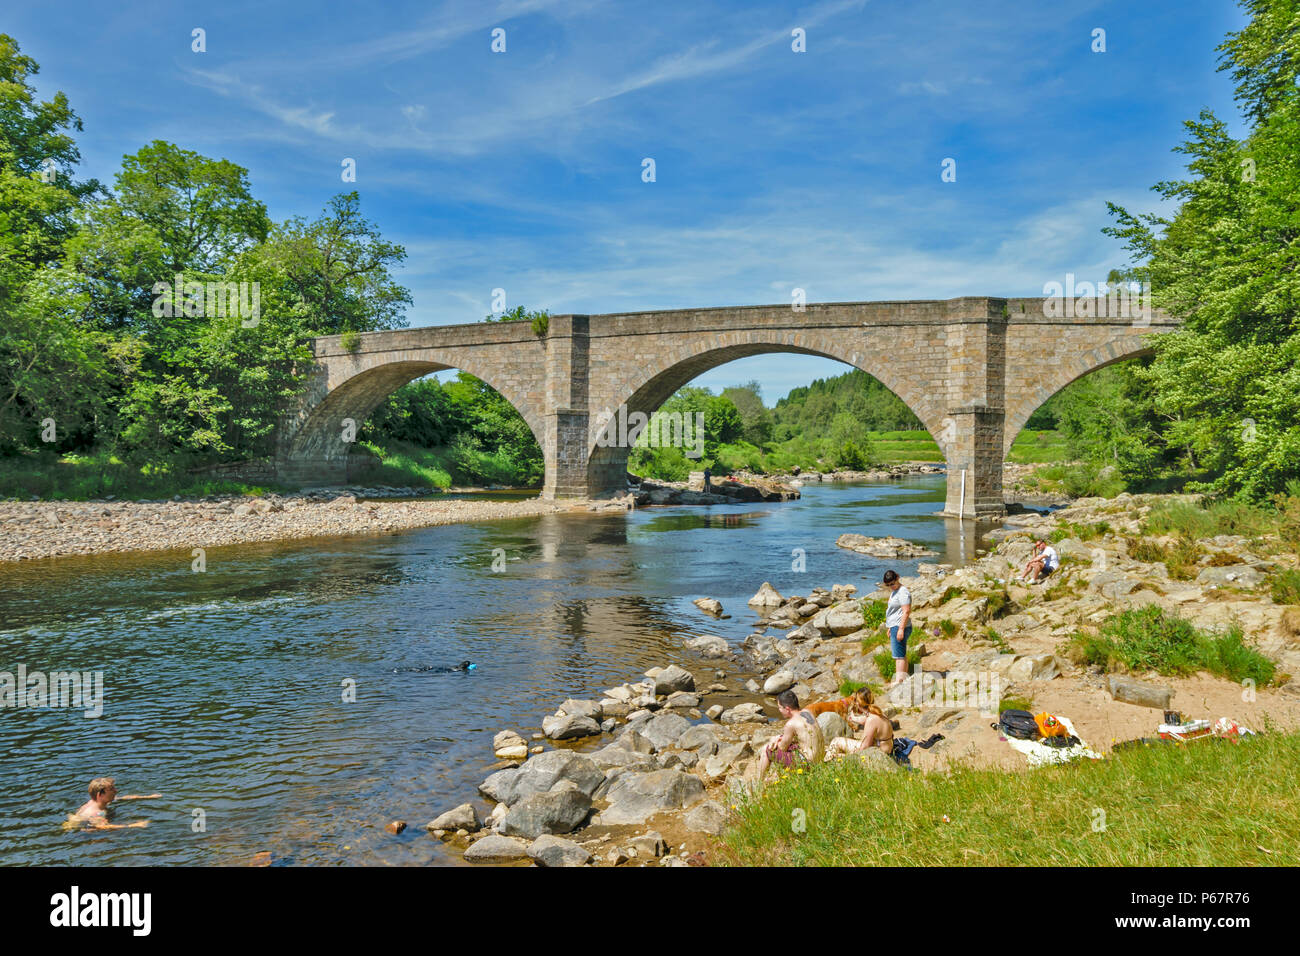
[996,709,1040,740]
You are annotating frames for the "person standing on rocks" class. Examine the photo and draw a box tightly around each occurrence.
[756,690,824,777]
[882,570,911,686]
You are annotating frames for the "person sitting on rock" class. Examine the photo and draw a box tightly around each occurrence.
[756,690,824,777]
[826,688,894,757]
[1020,540,1059,583]
[66,777,160,830]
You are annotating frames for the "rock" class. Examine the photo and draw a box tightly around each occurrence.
[684,800,728,835]
[1108,675,1173,710]
[616,728,656,754]
[478,767,519,802]
[744,678,762,694]
[499,783,592,838]
[527,835,592,867]
[811,601,866,636]
[542,713,602,740]
[1196,565,1265,589]
[720,702,768,724]
[635,712,693,751]
[601,770,706,825]
[1007,653,1062,682]
[702,741,752,781]
[851,747,900,772]
[693,598,725,616]
[557,698,603,721]
[463,834,530,863]
[605,847,629,866]
[664,691,700,709]
[839,654,882,685]
[629,831,668,858]
[654,664,696,695]
[428,803,481,832]
[493,730,529,760]
[816,711,851,743]
[835,534,936,558]
[748,582,785,606]
[763,671,796,694]
[683,634,731,658]
[497,750,604,805]
[588,744,659,772]
[677,724,722,754]
[385,820,406,835]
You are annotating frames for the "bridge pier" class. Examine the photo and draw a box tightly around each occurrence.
[941,406,1006,519]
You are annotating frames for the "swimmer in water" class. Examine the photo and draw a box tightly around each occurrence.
[392,660,477,674]
[66,777,160,830]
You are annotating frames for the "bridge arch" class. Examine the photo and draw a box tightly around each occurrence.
[1001,334,1157,456]
[277,333,548,487]
[584,332,948,494]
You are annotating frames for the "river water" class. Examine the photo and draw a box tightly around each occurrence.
[0,476,990,866]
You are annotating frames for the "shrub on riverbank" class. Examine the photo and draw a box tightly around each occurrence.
[716,731,1300,866]
[1066,605,1275,686]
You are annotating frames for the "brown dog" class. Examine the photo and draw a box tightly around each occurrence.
[805,696,853,718]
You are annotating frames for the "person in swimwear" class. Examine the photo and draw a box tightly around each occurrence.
[826,687,894,757]
[756,690,824,778]
[67,777,159,830]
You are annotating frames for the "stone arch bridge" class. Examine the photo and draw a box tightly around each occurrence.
[277,296,1177,518]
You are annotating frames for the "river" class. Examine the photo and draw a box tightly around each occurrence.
[0,475,992,865]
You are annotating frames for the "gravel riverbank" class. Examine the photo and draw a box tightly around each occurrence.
[0,490,586,564]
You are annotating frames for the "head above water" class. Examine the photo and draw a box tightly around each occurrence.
[88,777,116,800]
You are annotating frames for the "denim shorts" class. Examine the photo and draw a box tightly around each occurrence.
[889,624,912,658]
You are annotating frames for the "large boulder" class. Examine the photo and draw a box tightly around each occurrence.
[763,670,796,694]
[1007,653,1062,682]
[684,634,731,658]
[542,712,602,740]
[839,654,882,685]
[816,711,852,744]
[684,800,729,835]
[677,724,722,755]
[653,664,696,695]
[478,767,520,803]
[463,834,530,863]
[497,750,604,805]
[693,598,725,616]
[635,712,693,751]
[702,741,752,782]
[557,699,603,721]
[499,782,592,839]
[749,582,785,606]
[587,744,659,772]
[1108,675,1173,710]
[427,803,481,832]
[811,601,866,636]
[600,769,706,825]
[720,702,768,725]
[527,835,592,868]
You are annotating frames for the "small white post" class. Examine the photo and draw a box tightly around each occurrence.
[958,469,966,522]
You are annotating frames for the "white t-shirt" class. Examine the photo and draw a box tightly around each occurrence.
[885,585,911,629]
[1041,546,1059,570]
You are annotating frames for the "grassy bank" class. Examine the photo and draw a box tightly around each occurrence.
[0,450,287,500]
[718,730,1299,866]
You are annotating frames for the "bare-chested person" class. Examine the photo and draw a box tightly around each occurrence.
[756,690,824,778]
[827,688,894,757]
[66,777,160,830]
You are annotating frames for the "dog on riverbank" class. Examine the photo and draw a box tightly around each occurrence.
[806,696,854,718]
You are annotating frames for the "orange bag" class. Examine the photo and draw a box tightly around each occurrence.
[1034,712,1067,738]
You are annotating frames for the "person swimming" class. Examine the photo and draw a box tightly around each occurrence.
[391,660,477,674]
[65,777,160,830]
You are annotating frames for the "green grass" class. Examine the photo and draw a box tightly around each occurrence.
[861,598,887,629]
[1067,605,1276,685]
[937,619,959,638]
[356,440,454,489]
[717,731,1300,865]
[1049,519,1110,542]
[998,693,1034,713]
[1271,569,1300,605]
[1142,498,1277,541]
[1126,534,1205,581]
[838,679,881,698]
[983,626,1011,652]
[0,449,290,501]
[873,647,923,680]
[1006,429,1070,464]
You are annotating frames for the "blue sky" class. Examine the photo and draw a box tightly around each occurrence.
[11,0,1247,401]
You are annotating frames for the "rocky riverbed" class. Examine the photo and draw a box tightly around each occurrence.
[428,491,1300,867]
